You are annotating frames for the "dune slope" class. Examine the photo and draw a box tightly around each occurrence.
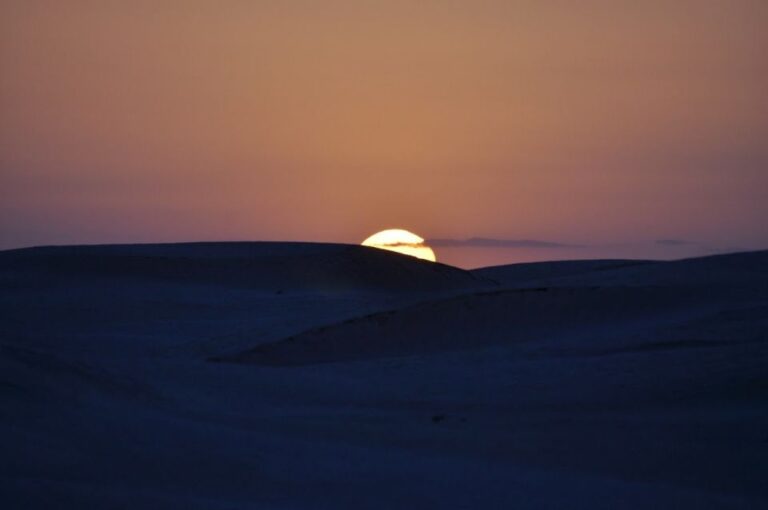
[2,244,767,509]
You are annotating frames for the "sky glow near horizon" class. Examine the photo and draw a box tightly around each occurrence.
[1,1,766,267]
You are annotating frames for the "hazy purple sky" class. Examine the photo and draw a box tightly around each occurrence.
[1,1,766,267]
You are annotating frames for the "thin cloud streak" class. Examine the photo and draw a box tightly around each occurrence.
[428,238,582,249]
[655,239,697,246]
[371,242,428,248]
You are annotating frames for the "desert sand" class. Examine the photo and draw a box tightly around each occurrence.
[2,243,766,508]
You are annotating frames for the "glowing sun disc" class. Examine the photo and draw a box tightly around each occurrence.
[361,229,437,262]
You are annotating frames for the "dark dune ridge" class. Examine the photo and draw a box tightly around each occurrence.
[0,242,489,293]
[215,251,768,366]
[473,249,768,288]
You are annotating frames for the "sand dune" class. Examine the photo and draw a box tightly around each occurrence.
[471,258,653,287]
[215,286,714,365]
[218,251,768,366]
[2,243,766,509]
[0,242,488,292]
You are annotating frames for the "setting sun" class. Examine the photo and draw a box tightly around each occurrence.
[361,229,437,262]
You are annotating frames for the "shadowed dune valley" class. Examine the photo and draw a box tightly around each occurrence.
[2,242,767,508]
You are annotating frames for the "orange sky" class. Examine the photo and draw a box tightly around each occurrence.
[1,1,767,267]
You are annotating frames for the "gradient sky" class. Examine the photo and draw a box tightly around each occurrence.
[1,1,767,267]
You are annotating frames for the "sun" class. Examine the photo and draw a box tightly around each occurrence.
[361,229,437,262]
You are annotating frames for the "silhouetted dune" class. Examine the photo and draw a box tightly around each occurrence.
[3,245,767,508]
[471,259,653,287]
[0,242,489,292]
[476,250,768,289]
[212,286,707,365]
[576,249,768,287]
[219,250,768,366]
